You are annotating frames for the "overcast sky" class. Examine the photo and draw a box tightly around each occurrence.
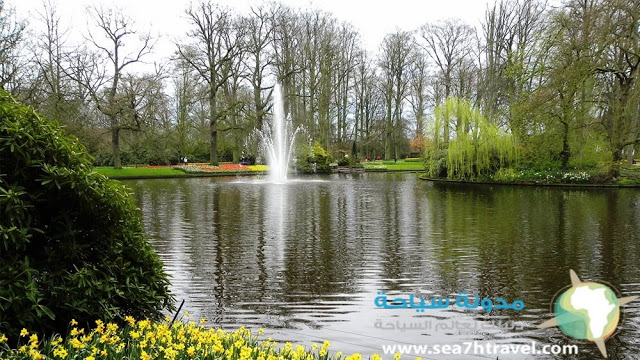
[11,0,495,64]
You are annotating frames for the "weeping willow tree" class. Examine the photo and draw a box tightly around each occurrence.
[425,97,518,180]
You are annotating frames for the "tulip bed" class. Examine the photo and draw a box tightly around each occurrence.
[174,164,267,174]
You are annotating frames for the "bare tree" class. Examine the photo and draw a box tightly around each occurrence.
[177,1,243,165]
[0,1,26,92]
[119,72,169,132]
[271,5,301,120]
[480,0,547,126]
[241,4,275,131]
[354,51,384,158]
[420,20,475,145]
[379,30,414,160]
[173,57,200,157]
[221,36,250,163]
[593,0,640,168]
[66,5,155,169]
[334,23,359,148]
[408,48,429,140]
[420,19,475,100]
[27,0,72,123]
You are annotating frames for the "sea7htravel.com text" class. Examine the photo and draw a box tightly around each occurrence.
[381,341,579,356]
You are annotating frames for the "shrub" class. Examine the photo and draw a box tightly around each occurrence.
[424,148,448,178]
[0,90,173,340]
[294,141,332,173]
[493,168,518,182]
[337,157,351,166]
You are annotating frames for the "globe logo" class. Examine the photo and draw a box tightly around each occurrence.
[554,283,619,341]
[538,270,637,358]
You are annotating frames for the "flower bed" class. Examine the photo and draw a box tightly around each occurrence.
[247,165,269,172]
[0,318,382,360]
[490,168,593,184]
[362,164,387,170]
[173,164,267,174]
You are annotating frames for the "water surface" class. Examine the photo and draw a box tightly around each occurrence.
[124,173,640,359]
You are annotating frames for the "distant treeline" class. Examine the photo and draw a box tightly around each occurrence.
[2,0,638,175]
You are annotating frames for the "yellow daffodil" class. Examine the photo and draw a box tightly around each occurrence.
[28,349,44,360]
[94,320,105,334]
[69,338,85,349]
[0,319,362,360]
[51,336,62,346]
[345,353,362,360]
[53,346,68,358]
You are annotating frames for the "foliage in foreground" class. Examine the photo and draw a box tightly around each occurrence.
[0,318,376,360]
[0,90,174,338]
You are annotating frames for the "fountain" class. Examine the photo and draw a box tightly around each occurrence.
[259,83,300,183]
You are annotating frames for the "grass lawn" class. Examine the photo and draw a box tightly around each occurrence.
[383,162,425,171]
[94,166,186,178]
[362,160,425,171]
[618,164,640,185]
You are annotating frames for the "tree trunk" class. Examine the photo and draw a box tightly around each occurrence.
[209,86,219,166]
[625,144,635,166]
[210,123,218,165]
[112,126,121,169]
[384,97,392,160]
[609,146,622,179]
[560,120,570,169]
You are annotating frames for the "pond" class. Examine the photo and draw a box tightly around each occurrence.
[123,173,640,359]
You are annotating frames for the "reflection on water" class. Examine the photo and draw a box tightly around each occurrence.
[124,174,640,359]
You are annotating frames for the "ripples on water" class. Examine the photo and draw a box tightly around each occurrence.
[124,174,640,359]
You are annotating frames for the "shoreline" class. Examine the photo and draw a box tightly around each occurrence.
[108,171,266,180]
[420,176,640,188]
[104,170,639,188]
[103,169,424,180]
